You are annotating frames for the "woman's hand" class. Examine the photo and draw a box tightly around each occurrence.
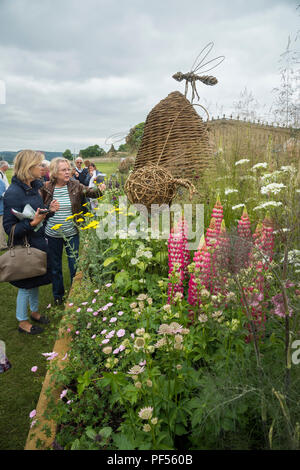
[98,183,106,193]
[49,199,60,212]
[30,208,47,227]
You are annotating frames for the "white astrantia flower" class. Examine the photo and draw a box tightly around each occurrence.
[253,201,283,211]
[225,188,238,195]
[252,162,268,170]
[131,257,139,265]
[261,183,286,195]
[232,204,245,210]
[235,158,250,166]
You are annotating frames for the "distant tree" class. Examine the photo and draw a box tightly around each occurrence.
[80,145,106,159]
[271,35,300,128]
[118,143,130,152]
[62,149,73,160]
[126,122,145,152]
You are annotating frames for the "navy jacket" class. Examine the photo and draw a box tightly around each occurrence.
[3,176,52,289]
[74,167,89,186]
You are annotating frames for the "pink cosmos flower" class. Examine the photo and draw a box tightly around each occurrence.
[117,329,125,337]
[110,317,117,323]
[76,308,81,313]
[29,409,36,419]
[68,303,74,307]
[30,419,37,428]
[94,289,100,293]
[62,353,68,361]
[47,304,51,309]
[102,305,108,311]
[87,308,93,312]
[75,331,80,335]
[131,333,135,339]
[102,317,107,321]
[42,352,58,361]
[102,339,110,344]
[100,329,107,334]
[107,302,113,307]
[139,360,146,366]
[113,348,120,354]
[91,334,96,339]
[82,302,88,305]
[60,389,68,399]
[106,330,115,338]
[92,298,96,304]
[67,328,71,333]
[31,366,38,373]
[119,345,125,352]
[93,311,98,316]
[106,283,112,287]
[67,400,73,405]
[118,311,124,316]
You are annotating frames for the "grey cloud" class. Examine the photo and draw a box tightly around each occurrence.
[0,0,298,151]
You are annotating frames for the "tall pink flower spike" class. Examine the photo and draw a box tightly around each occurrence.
[188,235,207,306]
[245,213,274,342]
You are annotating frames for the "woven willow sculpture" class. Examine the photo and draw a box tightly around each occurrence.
[133,91,212,179]
[125,164,196,208]
[124,91,212,207]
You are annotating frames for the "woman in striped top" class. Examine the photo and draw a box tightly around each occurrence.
[42,158,105,305]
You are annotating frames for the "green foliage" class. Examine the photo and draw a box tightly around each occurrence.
[62,149,73,160]
[125,122,145,152]
[80,145,106,159]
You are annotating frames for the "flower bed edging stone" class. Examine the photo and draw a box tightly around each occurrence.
[24,272,83,450]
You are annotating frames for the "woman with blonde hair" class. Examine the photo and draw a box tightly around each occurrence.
[3,150,59,334]
[41,157,105,304]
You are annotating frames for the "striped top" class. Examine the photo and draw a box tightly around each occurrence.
[45,185,78,238]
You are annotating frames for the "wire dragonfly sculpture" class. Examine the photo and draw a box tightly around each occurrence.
[172,42,225,103]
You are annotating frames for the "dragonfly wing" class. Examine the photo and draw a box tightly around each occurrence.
[190,42,214,73]
[193,55,225,74]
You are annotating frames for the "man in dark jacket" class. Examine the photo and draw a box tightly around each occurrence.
[74,156,89,186]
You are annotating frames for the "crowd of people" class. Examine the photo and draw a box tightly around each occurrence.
[0,151,106,335]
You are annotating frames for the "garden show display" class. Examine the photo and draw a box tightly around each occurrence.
[27,154,300,450]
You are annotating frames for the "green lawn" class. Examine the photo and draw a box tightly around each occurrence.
[0,161,119,450]
[0,255,70,450]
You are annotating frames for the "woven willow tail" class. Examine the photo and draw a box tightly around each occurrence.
[133,91,213,179]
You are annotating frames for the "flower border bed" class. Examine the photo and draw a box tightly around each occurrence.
[24,272,82,450]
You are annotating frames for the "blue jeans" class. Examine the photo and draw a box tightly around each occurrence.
[47,234,79,301]
[16,287,39,322]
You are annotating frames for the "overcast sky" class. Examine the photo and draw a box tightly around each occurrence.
[0,0,299,152]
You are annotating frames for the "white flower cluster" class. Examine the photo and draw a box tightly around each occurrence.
[261,183,286,195]
[232,204,245,211]
[252,162,268,170]
[235,159,250,166]
[281,250,300,268]
[260,171,283,181]
[253,201,283,211]
[281,165,296,173]
[225,188,238,195]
